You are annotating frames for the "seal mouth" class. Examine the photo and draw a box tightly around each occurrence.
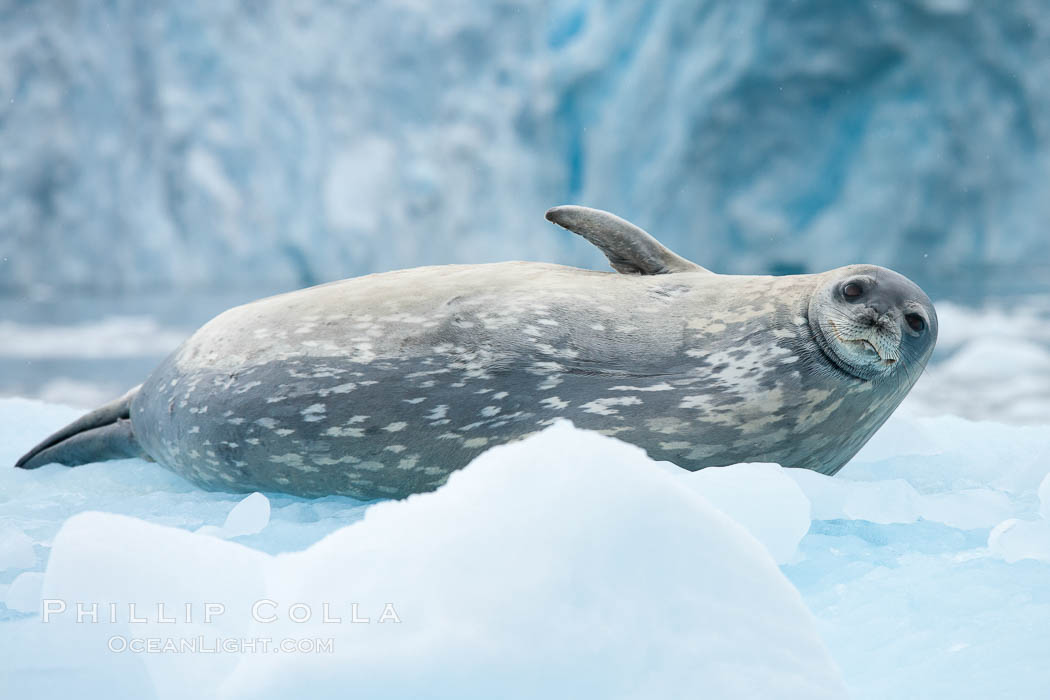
[842,336,898,367]
[822,320,900,377]
[845,338,893,363]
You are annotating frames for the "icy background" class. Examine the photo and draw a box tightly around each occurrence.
[2,0,1050,298]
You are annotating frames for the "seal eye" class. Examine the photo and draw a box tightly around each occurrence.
[842,282,863,299]
[906,313,926,333]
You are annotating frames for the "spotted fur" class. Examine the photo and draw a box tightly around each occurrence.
[122,260,937,499]
[17,209,937,499]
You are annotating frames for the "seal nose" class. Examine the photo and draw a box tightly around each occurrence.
[867,298,890,315]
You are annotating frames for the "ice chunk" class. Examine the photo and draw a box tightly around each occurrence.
[5,572,44,613]
[25,511,270,698]
[683,463,811,564]
[988,519,1050,564]
[1039,473,1050,521]
[905,339,1050,426]
[788,469,922,524]
[843,480,920,525]
[197,492,272,539]
[11,422,846,700]
[223,421,846,699]
[0,527,36,573]
[848,409,943,464]
[223,492,271,536]
[846,412,1050,496]
[921,489,1015,530]
[790,469,1013,530]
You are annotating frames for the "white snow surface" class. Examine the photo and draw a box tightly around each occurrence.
[1,386,1049,697]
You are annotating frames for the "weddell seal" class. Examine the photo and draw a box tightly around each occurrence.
[15,206,938,499]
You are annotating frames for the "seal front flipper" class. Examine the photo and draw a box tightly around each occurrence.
[13,385,148,469]
[545,205,709,275]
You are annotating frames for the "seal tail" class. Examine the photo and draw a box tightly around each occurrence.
[14,386,148,470]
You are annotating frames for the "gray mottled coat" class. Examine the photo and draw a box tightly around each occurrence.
[16,207,936,499]
[134,263,911,498]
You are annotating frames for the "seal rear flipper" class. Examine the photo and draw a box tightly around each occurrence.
[14,386,147,469]
[545,205,709,275]
[14,420,146,470]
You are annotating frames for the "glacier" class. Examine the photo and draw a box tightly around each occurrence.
[2,0,1050,298]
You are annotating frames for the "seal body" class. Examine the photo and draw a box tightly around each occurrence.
[16,206,937,499]
[131,263,909,498]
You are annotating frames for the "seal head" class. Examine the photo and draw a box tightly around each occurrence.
[809,264,938,383]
